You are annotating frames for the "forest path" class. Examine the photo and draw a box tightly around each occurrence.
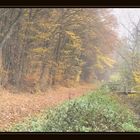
[0,84,95,131]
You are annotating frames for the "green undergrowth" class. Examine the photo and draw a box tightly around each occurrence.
[9,86,140,132]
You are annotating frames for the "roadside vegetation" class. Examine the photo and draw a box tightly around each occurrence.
[9,86,140,132]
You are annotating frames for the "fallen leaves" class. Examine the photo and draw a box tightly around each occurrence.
[0,83,95,130]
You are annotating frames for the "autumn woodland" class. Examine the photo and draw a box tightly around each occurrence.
[0,8,140,132]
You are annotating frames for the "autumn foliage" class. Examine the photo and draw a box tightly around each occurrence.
[0,8,118,92]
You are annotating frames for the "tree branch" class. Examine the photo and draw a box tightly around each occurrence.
[0,9,23,48]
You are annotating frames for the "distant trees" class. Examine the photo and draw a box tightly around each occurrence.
[112,18,140,91]
[80,9,118,82]
[0,8,118,92]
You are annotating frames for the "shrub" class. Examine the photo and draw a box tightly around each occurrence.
[10,87,140,132]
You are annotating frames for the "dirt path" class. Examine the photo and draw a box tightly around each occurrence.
[0,84,95,130]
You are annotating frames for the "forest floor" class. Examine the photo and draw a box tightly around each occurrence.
[0,83,95,131]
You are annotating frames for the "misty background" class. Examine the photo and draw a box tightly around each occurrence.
[113,8,140,37]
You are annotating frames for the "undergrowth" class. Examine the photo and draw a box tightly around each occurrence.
[9,86,140,132]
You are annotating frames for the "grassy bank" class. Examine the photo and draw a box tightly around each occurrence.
[9,87,140,132]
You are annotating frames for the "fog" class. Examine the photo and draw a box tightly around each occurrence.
[113,8,140,37]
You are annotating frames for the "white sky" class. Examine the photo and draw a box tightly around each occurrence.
[112,8,140,37]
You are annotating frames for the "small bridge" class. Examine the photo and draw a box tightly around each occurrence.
[115,90,137,95]
[107,82,138,95]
